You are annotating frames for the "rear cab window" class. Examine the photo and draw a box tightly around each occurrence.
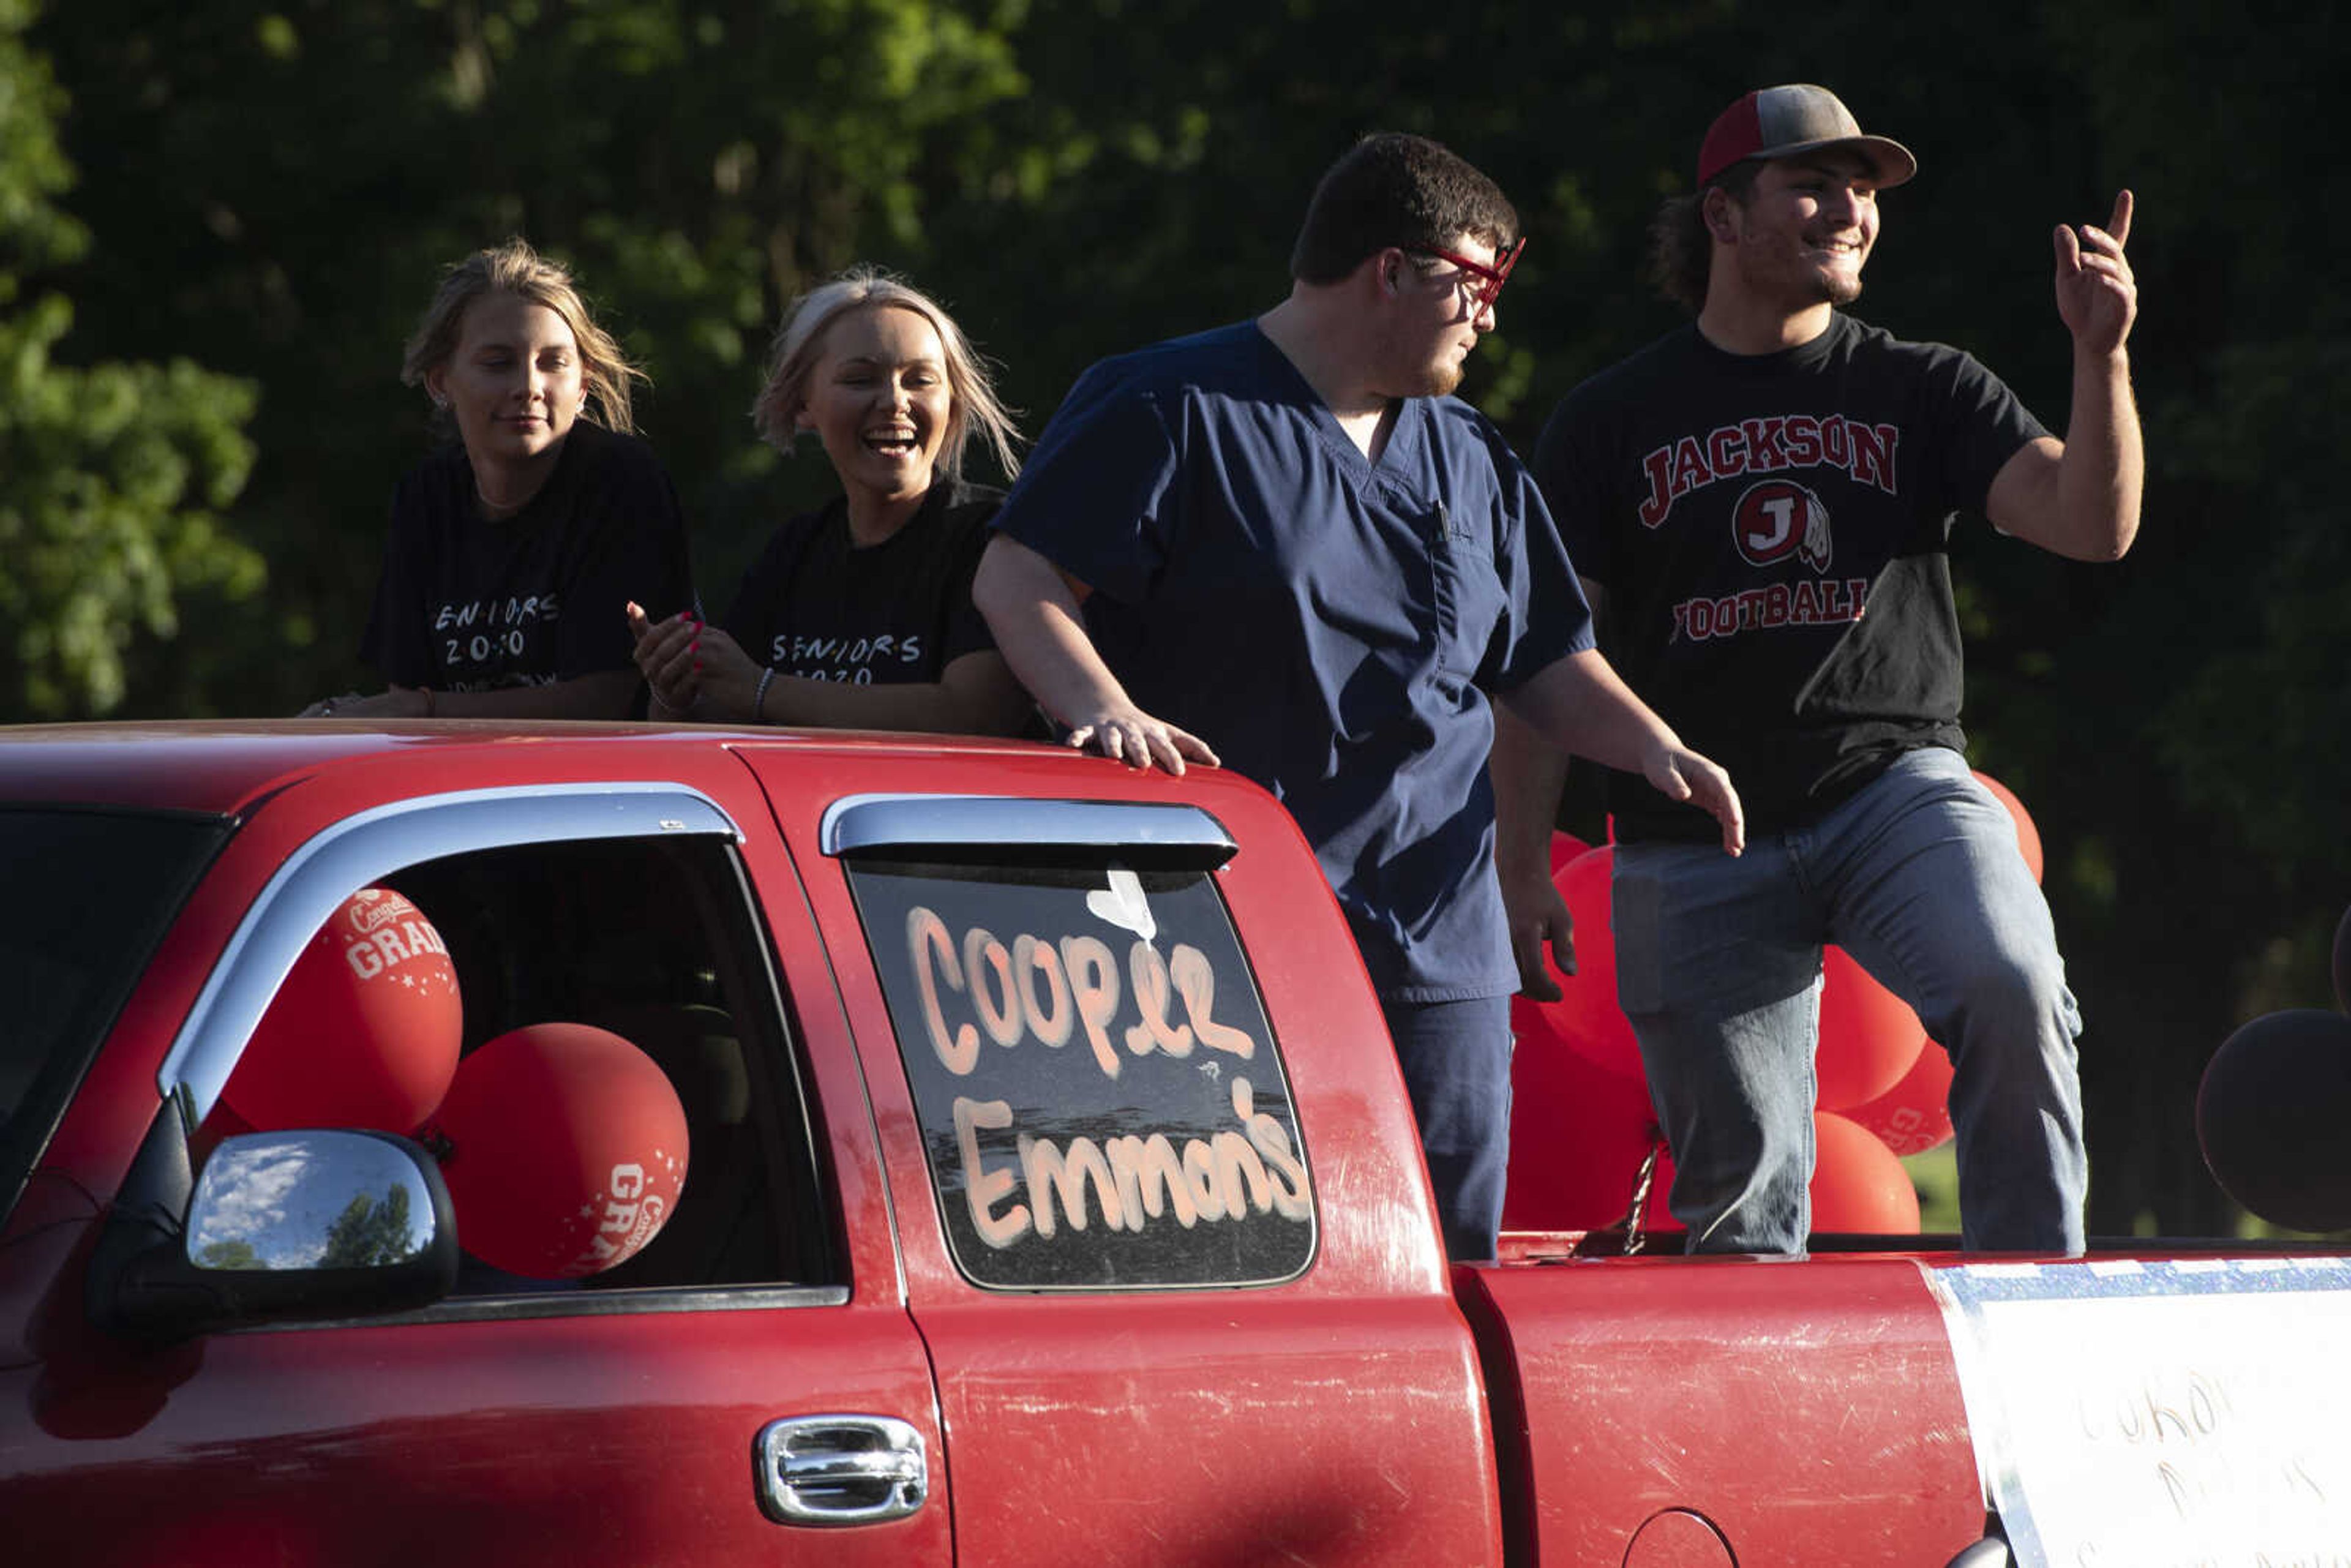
[831,795,1316,1290]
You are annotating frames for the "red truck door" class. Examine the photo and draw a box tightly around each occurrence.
[0,756,950,1567]
[747,753,1509,1567]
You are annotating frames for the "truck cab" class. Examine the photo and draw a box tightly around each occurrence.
[2,724,1494,1564]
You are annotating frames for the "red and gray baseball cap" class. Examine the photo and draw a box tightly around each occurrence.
[1695,84,1917,189]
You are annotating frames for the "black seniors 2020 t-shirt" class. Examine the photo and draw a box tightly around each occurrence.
[1534,313,2046,841]
[361,422,692,691]
[721,479,1002,685]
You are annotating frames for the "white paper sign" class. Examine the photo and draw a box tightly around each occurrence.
[1927,1256,2351,1567]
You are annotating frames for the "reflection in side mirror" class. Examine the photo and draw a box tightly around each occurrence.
[89,1124,459,1344]
[190,1131,444,1273]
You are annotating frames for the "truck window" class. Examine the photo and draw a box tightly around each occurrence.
[1,808,227,1229]
[846,858,1316,1291]
[203,830,836,1301]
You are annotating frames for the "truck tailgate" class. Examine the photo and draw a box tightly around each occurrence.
[1453,1252,1983,1565]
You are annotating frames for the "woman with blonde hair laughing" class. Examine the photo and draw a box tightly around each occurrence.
[629,266,1030,735]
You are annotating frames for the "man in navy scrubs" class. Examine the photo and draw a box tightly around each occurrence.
[975,132,1744,1260]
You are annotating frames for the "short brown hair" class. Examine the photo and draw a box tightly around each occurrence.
[1289,132,1519,284]
[400,239,647,433]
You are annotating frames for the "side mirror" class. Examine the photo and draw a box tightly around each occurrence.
[89,1119,459,1343]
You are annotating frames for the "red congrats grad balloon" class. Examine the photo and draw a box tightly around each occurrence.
[1533,846,1646,1080]
[224,887,462,1135]
[1842,1041,1956,1157]
[1809,1111,1922,1234]
[1971,770,2044,884]
[430,1022,689,1279]
[1815,946,1928,1111]
[1504,996,1680,1236]
[1546,830,1594,877]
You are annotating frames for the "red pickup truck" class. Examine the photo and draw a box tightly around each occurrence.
[4,723,2344,1566]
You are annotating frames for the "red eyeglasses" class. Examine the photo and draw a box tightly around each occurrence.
[1419,236,1526,313]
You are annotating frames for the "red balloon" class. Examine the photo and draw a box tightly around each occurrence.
[1531,846,1646,1079]
[1503,997,1681,1235]
[1809,1111,1922,1234]
[430,1022,689,1279]
[1842,1042,1956,1157]
[1815,946,1928,1111]
[1971,771,2044,883]
[225,887,462,1135]
[1546,830,1593,876]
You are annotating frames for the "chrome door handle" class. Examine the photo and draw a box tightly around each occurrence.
[755,1415,929,1526]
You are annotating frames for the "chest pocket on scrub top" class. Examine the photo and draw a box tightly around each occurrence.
[1425,500,1506,692]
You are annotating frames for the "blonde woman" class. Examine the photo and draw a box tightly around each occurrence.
[628,266,1029,735]
[309,239,691,718]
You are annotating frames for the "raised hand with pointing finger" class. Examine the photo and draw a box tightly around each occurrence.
[2055,189,2137,358]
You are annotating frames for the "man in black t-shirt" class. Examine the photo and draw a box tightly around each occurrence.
[1499,84,2141,1254]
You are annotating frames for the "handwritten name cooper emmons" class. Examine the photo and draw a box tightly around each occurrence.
[906,906,1313,1251]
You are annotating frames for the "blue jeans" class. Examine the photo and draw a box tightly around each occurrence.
[1611,747,2086,1255]
[1384,992,1514,1262]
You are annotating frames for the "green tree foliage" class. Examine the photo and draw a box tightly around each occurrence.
[0,0,259,719]
[21,0,2351,1233]
[320,1183,418,1269]
[34,0,1028,710]
[196,1237,261,1269]
[2050,6,2351,1234]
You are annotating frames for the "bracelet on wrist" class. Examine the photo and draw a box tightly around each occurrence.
[754,666,776,722]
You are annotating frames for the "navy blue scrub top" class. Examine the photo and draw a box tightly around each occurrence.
[993,321,1593,1001]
